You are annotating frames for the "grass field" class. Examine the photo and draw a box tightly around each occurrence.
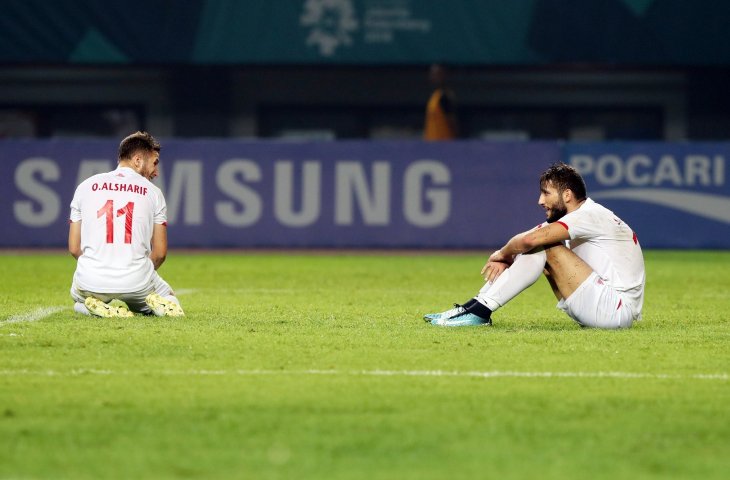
[1,250,729,479]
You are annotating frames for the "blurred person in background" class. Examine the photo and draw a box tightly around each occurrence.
[423,64,459,140]
[68,131,184,318]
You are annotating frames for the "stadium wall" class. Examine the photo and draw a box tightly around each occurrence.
[2,140,728,249]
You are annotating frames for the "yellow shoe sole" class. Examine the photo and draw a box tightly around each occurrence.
[145,293,185,317]
[85,297,135,318]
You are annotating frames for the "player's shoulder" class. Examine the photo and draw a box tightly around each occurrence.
[118,168,163,196]
[76,170,113,189]
[584,198,618,218]
[574,198,605,215]
[578,199,631,229]
[144,179,164,197]
[561,198,603,225]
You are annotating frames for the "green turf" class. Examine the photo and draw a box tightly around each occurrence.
[1,251,728,479]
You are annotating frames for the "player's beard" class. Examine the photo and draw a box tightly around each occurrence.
[546,199,568,223]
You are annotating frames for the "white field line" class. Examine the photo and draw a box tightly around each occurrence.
[0,306,65,327]
[1,289,195,328]
[0,368,726,381]
[174,288,197,296]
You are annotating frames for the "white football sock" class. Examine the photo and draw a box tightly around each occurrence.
[74,302,91,316]
[165,295,181,306]
[477,248,547,311]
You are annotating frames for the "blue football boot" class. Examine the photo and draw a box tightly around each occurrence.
[423,303,467,322]
[430,312,491,327]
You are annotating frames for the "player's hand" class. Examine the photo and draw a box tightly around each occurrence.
[481,260,510,283]
[488,248,514,265]
[481,249,513,282]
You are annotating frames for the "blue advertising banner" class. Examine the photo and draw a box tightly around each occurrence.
[2,139,728,249]
[565,143,730,249]
[1,140,558,249]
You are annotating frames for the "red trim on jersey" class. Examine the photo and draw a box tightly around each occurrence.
[632,232,638,244]
[556,221,569,230]
[616,299,623,310]
[161,222,167,227]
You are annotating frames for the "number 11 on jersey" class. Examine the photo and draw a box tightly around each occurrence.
[97,200,135,244]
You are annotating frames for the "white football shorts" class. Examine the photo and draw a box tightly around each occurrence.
[557,272,635,329]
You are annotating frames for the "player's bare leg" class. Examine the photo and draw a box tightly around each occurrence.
[542,244,594,300]
[542,268,562,301]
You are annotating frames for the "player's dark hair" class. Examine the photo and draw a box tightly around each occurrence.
[118,131,160,161]
[540,162,587,201]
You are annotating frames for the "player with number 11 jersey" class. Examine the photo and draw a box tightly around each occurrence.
[68,131,183,317]
[70,166,165,293]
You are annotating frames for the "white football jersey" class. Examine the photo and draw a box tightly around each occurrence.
[70,166,167,293]
[557,198,645,318]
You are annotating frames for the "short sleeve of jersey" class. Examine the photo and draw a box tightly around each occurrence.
[69,182,85,222]
[558,203,602,241]
[151,185,167,225]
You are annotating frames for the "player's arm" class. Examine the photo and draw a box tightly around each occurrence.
[500,223,570,258]
[68,221,82,259]
[150,223,168,270]
[481,223,570,281]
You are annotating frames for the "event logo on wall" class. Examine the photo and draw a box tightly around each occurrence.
[300,0,359,56]
[300,0,431,57]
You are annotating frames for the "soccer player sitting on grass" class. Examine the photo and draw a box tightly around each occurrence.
[426,162,645,329]
[68,131,184,318]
